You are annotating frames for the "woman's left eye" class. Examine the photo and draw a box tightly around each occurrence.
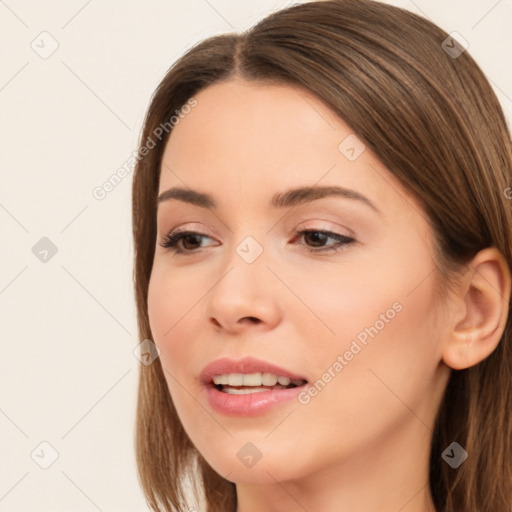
[159,229,355,255]
[295,229,355,254]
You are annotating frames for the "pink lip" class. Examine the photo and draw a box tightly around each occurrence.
[200,356,307,384]
[200,356,308,417]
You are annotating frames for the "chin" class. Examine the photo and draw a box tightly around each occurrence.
[202,450,309,486]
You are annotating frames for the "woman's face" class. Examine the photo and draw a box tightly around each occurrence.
[148,78,451,485]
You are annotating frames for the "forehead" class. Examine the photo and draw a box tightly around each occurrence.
[158,79,413,220]
[162,78,343,161]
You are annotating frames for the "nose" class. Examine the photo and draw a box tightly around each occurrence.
[204,251,282,335]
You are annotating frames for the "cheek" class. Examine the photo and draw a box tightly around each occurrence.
[313,232,441,368]
[296,242,441,398]
[147,267,208,433]
[147,264,199,375]
[301,266,442,442]
[147,256,205,331]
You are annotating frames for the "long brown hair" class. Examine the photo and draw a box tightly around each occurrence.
[131,1,512,510]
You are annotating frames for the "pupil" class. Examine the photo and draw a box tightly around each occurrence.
[184,234,201,249]
[306,232,325,247]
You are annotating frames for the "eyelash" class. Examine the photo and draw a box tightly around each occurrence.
[159,229,355,255]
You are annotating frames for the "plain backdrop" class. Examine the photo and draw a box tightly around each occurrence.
[1,0,511,511]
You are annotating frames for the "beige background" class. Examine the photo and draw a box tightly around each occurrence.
[1,0,511,510]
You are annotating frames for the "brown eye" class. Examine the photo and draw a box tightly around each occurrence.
[295,229,355,254]
[160,231,214,253]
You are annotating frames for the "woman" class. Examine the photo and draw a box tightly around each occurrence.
[131,0,512,510]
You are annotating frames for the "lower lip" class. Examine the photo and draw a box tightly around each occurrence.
[204,383,307,416]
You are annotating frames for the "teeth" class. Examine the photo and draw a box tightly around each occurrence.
[213,375,229,385]
[262,373,277,386]
[212,372,305,387]
[227,373,243,386]
[242,372,263,386]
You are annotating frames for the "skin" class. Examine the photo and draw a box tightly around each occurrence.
[147,78,511,512]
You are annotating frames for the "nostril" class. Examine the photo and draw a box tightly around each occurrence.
[211,318,222,328]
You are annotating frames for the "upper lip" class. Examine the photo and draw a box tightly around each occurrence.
[200,356,308,385]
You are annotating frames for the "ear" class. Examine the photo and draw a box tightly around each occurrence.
[442,247,511,370]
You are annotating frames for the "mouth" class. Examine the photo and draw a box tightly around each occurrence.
[210,372,308,395]
[200,356,309,415]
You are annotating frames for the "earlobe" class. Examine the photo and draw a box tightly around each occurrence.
[441,247,511,371]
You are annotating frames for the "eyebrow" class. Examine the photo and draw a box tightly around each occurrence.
[157,185,380,213]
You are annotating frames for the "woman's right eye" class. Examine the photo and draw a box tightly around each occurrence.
[160,230,214,254]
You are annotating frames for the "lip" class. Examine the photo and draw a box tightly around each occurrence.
[200,356,309,417]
